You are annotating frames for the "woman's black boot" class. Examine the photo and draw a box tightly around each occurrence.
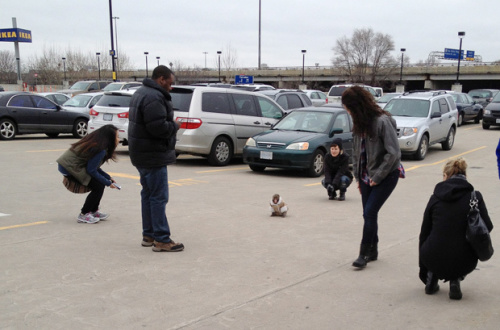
[368,243,378,261]
[425,271,439,294]
[352,244,370,268]
[449,279,462,300]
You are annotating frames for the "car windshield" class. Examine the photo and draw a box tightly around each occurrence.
[491,92,500,103]
[385,99,430,118]
[273,111,333,133]
[328,86,348,97]
[70,82,91,90]
[377,93,400,103]
[171,88,193,111]
[97,94,132,107]
[63,95,92,107]
[468,90,492,98]
[102,84,123,91]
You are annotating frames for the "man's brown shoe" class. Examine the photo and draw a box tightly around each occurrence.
[152,240,184,252]
[141,236,154,247]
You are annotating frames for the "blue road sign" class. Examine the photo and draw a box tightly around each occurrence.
[234,75,254,84]
[466,50,475,61]
[444,48,464,60]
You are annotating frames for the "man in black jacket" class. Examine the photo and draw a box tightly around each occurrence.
[321,138,353,201]
[128,65,184,252]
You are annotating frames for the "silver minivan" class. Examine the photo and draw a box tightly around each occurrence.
[171,86,286,166]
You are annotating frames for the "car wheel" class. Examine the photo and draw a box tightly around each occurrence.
[208,136,233,166]
[414,135,429,160]
[458,113,464,127]
[249,164,266,172]
[46,133,59,138]
[0,118,16,140]
[72,119,88,138]
[441,127,455,150]
[474,111,482,124]
[482,122,490,130]
[306,149,325,177]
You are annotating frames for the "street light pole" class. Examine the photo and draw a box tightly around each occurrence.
[96,53,101,80]
[456,31,466,83]
[62,57,66,81]
[399,48,406,83]
[156,56,160,66]
[217,50,222,82]
[108,0,116,81]
[203,51,208,69]
[144,52,149,78]
[258,0,261,69]
[113,16,120,76]
[301,50,307,84]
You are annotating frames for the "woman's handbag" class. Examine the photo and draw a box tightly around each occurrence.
[62,175,91,194]
[466,191,494,261]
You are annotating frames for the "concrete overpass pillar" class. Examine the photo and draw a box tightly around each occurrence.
[424,80,435,90]
[451,83,462,92]
[396,84,405,93]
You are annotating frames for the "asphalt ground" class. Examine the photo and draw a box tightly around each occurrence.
[1,123,499,329]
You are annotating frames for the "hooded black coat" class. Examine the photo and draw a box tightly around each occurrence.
[323,138,353,187]
[419,175,493,283]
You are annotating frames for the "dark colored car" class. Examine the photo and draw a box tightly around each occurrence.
[258,89,312,111]
[0,86,5,92]
[0,91,89,140]
[243,105,353,177]
[482,91,500,130]
[448,92,483,126]
[58,80,110,97]
[468,89,499,107]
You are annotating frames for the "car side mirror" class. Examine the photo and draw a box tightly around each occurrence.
[329,128,343,138]
[431,112,442,119]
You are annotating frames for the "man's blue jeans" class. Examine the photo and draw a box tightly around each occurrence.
[137,166,171,243]
[359,169,399,245]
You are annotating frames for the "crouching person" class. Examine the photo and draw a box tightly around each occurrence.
[321,138,353,201]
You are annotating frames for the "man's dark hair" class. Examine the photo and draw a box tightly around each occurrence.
[152,65,174,80]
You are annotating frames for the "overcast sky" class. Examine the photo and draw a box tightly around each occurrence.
[2,0,499,71]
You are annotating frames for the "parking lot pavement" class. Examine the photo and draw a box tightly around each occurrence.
[1,124,499,329]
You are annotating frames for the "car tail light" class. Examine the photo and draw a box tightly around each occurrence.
[326,98,328,103]
[117,112,129,119]
[176,117,202,129]
[89,108,99,116]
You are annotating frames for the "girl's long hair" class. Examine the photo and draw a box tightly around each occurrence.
[71,124,118,162]
[341,86,390,138]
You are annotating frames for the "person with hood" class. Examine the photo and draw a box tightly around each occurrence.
[321,138,353,201]
[419,158,493,300]
[128,65,184,252]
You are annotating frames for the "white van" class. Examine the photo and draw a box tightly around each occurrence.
[170,86,286,166]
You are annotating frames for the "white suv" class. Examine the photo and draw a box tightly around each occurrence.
[384,91,458,160]
[171,86,285,166]
[327,84,378,104]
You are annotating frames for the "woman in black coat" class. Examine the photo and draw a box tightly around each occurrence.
[419,158,493,300]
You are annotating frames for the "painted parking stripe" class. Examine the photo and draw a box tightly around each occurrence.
[0,221,49,231]
[0,213,10,217]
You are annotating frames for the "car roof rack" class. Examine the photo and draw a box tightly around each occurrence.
[403,90,447,97]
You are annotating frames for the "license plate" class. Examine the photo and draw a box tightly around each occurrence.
[103,113,113,121]
[260,151,273,160]
[496,119,500,124]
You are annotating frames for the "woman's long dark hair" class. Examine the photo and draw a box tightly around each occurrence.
[71,124,118,162]
[341,86,390,138]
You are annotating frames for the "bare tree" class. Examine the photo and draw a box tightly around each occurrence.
[332,28,397,85]
[0,50,17,83]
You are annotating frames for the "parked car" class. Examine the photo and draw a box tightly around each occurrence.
[230,84,275,92]
[376,92,402,109]
[61,92,104,114]
[37,92,70,105]
[243,105,353,177]
[0,86,5,92]
[447,92,483,126]
[102,81,142,91]
[303,89,328,107]
[327,84,377,104]
[384,91,458,160]
[482,91,500,129]
[58,80,110,97]
[87,90,136,144]
[191,83,232,88]
[258,89,312,111]
[171,86,286,166]
[0,91,89,140]
[468,89,499,107]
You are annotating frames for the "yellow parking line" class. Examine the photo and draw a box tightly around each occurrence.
[196,167,248,173]
[0,221,49,231]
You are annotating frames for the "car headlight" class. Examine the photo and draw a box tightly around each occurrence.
[401,127,418,136]
[245,138,256,147]
[484,109,491,115]
[286,142,309,150]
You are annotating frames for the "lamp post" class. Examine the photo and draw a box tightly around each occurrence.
[399,48,406,83]
[203,51,208,69]
[217,50,222,82]
[62,57,67,81]
[108,0,116,81]
[144,52,149,78]
[96,52,101,80]
[112,16,119,75]
[456,31,466,83]
[156,56,160,66]
[301,50,307,84]
[258,0,261,69]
